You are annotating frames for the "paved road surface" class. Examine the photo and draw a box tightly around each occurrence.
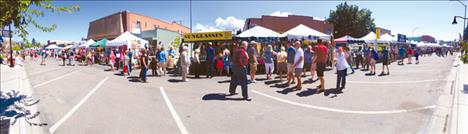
[22,54,456,134]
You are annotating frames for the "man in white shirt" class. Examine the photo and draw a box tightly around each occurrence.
[292,41,304,90]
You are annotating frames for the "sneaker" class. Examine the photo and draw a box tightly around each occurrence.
[251,80,257,83]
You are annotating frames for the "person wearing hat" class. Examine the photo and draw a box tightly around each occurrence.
[247,41,259,83]
[180,46,191,82]
[206,42,215,78]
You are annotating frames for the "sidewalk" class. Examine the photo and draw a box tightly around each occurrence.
[1,64,46,134]
[450,56,468,134]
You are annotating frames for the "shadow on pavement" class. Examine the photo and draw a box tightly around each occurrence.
[218,80,231,83]
[114,73,124,76]
[127,76,142,82]
[324,88,343,97]
[264,80,282,85]
[296,88,318,97]
[302,79,318,84]
[202,93,245,101]
[270,83,289,88]
[168,79,184,83]
[464,84,468,94]
[255,78,268,81]
[276,87,299,95]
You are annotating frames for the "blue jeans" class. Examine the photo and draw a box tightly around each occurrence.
[128,58,132,75]
[229,66,248,98]
[336,69,347,89]
[140,67,147,82]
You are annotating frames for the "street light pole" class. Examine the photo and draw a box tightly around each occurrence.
[455,0,467,41]
[9,24,14,68]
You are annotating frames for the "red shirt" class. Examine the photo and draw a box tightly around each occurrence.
[233,47,249,67]
[314,44,328,63]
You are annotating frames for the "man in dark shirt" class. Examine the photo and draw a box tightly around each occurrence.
[380,46,390,75]
[229,41,251,101]
[206,42,215,78]
[313,39,328,93]
[286,42,296,85]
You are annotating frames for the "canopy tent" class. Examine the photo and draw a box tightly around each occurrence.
[63,45,75,49]
[335,35,364,44]
[237,26,281,38]
[89,39,108,48]
[280,24,331,40]
[358,32,388,43]
[379,34,395,43]
[107,32,148,49]
[78,39,95,48]
[45,44,62,49]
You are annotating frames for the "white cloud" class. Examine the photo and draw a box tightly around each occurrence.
[195,16,245,32]
[194,23,218,32]
[269,11,292,17]
[313,17,326,21]
[215,16,244,30]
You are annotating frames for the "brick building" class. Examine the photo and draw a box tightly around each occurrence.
[243,15,333,35]
[420,35,436,43]
[87,10,191,41]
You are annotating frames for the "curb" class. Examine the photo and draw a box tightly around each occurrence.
[425,53,460,134]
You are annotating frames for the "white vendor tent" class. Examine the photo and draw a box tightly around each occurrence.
[46,44,62,49]
[280,24,331,40]
[379,34,395,43]
[78,39,95,48]
[358,32,388,44]
[107,32,149,49]
[237,26,281,38]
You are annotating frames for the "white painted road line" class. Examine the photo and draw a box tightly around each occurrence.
[252,90,436,115]
[160,87,189,134]
[49,77,109,134]
[33,70,78,88]
[347,79,446,84]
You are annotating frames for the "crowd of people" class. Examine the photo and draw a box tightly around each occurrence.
[0,39,456,101]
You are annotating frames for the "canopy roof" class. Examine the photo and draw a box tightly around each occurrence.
[45,44,62,49]
[335,35,364,43]
[108,32,149,49]
[78,39,95,48]
[237,26,281,38]
[280,24,330,40]
[90,39,108,48]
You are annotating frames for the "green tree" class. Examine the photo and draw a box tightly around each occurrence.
[171,36,182,49]
[0,0,79,43]
[327,2,376,38]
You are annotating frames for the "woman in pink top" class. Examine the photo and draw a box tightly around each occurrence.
[110,51,116,71]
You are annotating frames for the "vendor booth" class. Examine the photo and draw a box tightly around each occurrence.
[107,32,148,49]
[182,31,234,75]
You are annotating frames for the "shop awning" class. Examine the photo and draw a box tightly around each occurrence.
[89,39,108,48]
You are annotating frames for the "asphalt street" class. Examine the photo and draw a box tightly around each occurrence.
[22,54,456,134]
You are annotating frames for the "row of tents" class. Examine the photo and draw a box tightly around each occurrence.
[45,32,149,50]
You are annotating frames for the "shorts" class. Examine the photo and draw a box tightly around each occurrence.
[304,63,312,70]
[249,63,257,74]
[278,62,287,73]
[370,59,376,65]
[382,59,388,65]
[294,68,303,77]
[316,62,326,77]
[287,63,293,73]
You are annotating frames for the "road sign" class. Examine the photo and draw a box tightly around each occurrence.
[1,30,10,37]
[376,28,381,40]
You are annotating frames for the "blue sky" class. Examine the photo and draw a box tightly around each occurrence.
[19,1,466,43]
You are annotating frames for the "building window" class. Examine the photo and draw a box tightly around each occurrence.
[145,22,147,28]
[132,21,142,34]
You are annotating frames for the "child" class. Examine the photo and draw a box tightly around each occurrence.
[216,53,224,76]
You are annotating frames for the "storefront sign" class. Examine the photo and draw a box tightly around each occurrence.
[183,31,232,42]
[397,34,407,42]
